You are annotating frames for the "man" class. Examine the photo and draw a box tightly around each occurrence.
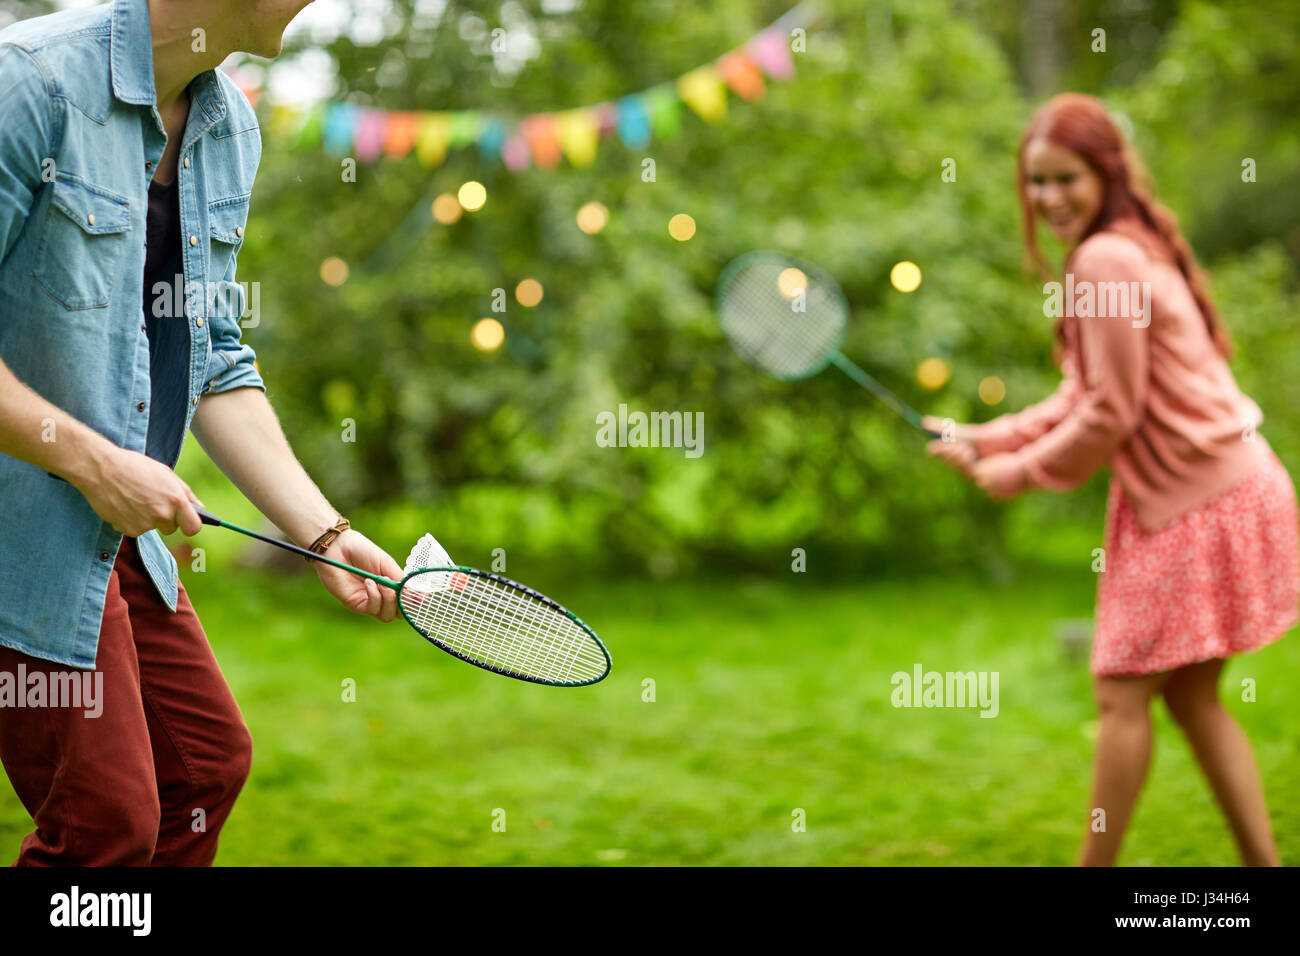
[0,0,403,865]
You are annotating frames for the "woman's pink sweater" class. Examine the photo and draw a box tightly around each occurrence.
[967,228,1269,531]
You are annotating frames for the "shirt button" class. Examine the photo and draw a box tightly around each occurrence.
[192,396,200,406]
[195,317,204,328]
[236,226,243,237]
[183,156,191,168]
[189,235,198,246]
[136,401,146,412]
[100,551,111,561]
[87,213,95,226]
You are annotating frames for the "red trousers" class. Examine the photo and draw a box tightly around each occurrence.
[0,537,251,865]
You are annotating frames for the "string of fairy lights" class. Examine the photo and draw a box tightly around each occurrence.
[295,3,1006,408]
[316,180,1006,407]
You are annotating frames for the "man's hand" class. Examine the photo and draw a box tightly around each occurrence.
[313,529,404,622]
[72,446,204,537]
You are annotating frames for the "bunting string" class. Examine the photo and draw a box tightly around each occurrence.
[233,6,808,172]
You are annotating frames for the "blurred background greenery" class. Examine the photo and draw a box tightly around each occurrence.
[174,0,1298,579]
[1,0,1297,866]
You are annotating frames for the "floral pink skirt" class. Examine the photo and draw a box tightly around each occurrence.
[1092,451,1300,676]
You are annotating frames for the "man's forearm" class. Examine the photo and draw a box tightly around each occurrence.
[0,355,116,486]
[190,387,339,547]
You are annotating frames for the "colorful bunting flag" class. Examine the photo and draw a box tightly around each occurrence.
[643,85,682,139]
[558,109,599,167]
[383,111,419,158]
[747,26,795,80]
[415,112,449,166]
[676,66,727,122]
[716,51,765,102]
[502,135,531,171]
[238,8,803,172]
[520,114,562,168]
[478,118,507,159]
[354,108,386,162]
[615,96,651,149]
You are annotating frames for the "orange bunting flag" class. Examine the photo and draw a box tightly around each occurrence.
[415,113,450,167]
[520,114,562,169]
[558,109,599,167]
[676,66,727,122]
[383,111,419,159]
[716,51,765,102]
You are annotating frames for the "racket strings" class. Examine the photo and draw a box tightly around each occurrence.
[399,573,605,684]
[719,260,844,379]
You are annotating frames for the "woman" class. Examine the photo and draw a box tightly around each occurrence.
[926,93,1298,866]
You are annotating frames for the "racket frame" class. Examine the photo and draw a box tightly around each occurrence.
[196,508,611,686]
[716,250,940,438]
[395,566,611,687]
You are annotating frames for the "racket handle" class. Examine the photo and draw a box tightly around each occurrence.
[194,507,402,589]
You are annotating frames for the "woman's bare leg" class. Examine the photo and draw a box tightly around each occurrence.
[1078,671,1169,866]
[1162,658,1280,866]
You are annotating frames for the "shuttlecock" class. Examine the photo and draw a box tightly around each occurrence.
[403,533,456,593]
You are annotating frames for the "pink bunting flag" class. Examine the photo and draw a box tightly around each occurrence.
[502,134,531,171]
[746,27,795,80]
[355,108,386,162]
[593,102,617,137]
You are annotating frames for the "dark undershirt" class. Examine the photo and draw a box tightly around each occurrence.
[141,177,189,467]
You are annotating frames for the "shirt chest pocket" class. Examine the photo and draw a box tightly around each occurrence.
[33,176,132,311]
[207,195,249,282]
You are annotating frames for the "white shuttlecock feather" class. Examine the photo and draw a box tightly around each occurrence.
[402,533,456,593]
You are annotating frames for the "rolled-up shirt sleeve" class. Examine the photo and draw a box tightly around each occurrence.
[1007,234,1151,491]
[966,358,1082,457]
[201,258,265,394]
[0,44,54,268]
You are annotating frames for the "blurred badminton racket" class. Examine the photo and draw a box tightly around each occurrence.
[716,250,940,438]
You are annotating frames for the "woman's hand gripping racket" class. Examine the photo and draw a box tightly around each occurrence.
[716,251,942,440]
[195,509,611,687]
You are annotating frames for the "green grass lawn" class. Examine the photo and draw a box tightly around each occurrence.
[2,565,1296,866]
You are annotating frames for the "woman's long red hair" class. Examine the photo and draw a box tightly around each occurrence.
[1017,93,1230,358]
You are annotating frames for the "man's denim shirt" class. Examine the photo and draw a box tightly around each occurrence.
[0,0,264,668]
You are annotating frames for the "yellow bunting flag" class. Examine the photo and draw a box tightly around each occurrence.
[269,104,300,139]
[558,109,599,167]
[415,113,450,167]
[676,66,727,122]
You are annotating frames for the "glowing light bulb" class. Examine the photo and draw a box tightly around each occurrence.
[471,317,505,351]
[432,193,462,224]
[777,267,807,300]
[320,257,349,286]
[668,213,696,241]
[515,278,543,307]
[917,357,950,390]
[891,261,922,293]
[576,201,609,235]
[457,181,487,212]
[978,376,1006,405]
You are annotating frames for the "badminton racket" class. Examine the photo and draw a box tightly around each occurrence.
[716,250,940,438]
[195,508,611,687]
